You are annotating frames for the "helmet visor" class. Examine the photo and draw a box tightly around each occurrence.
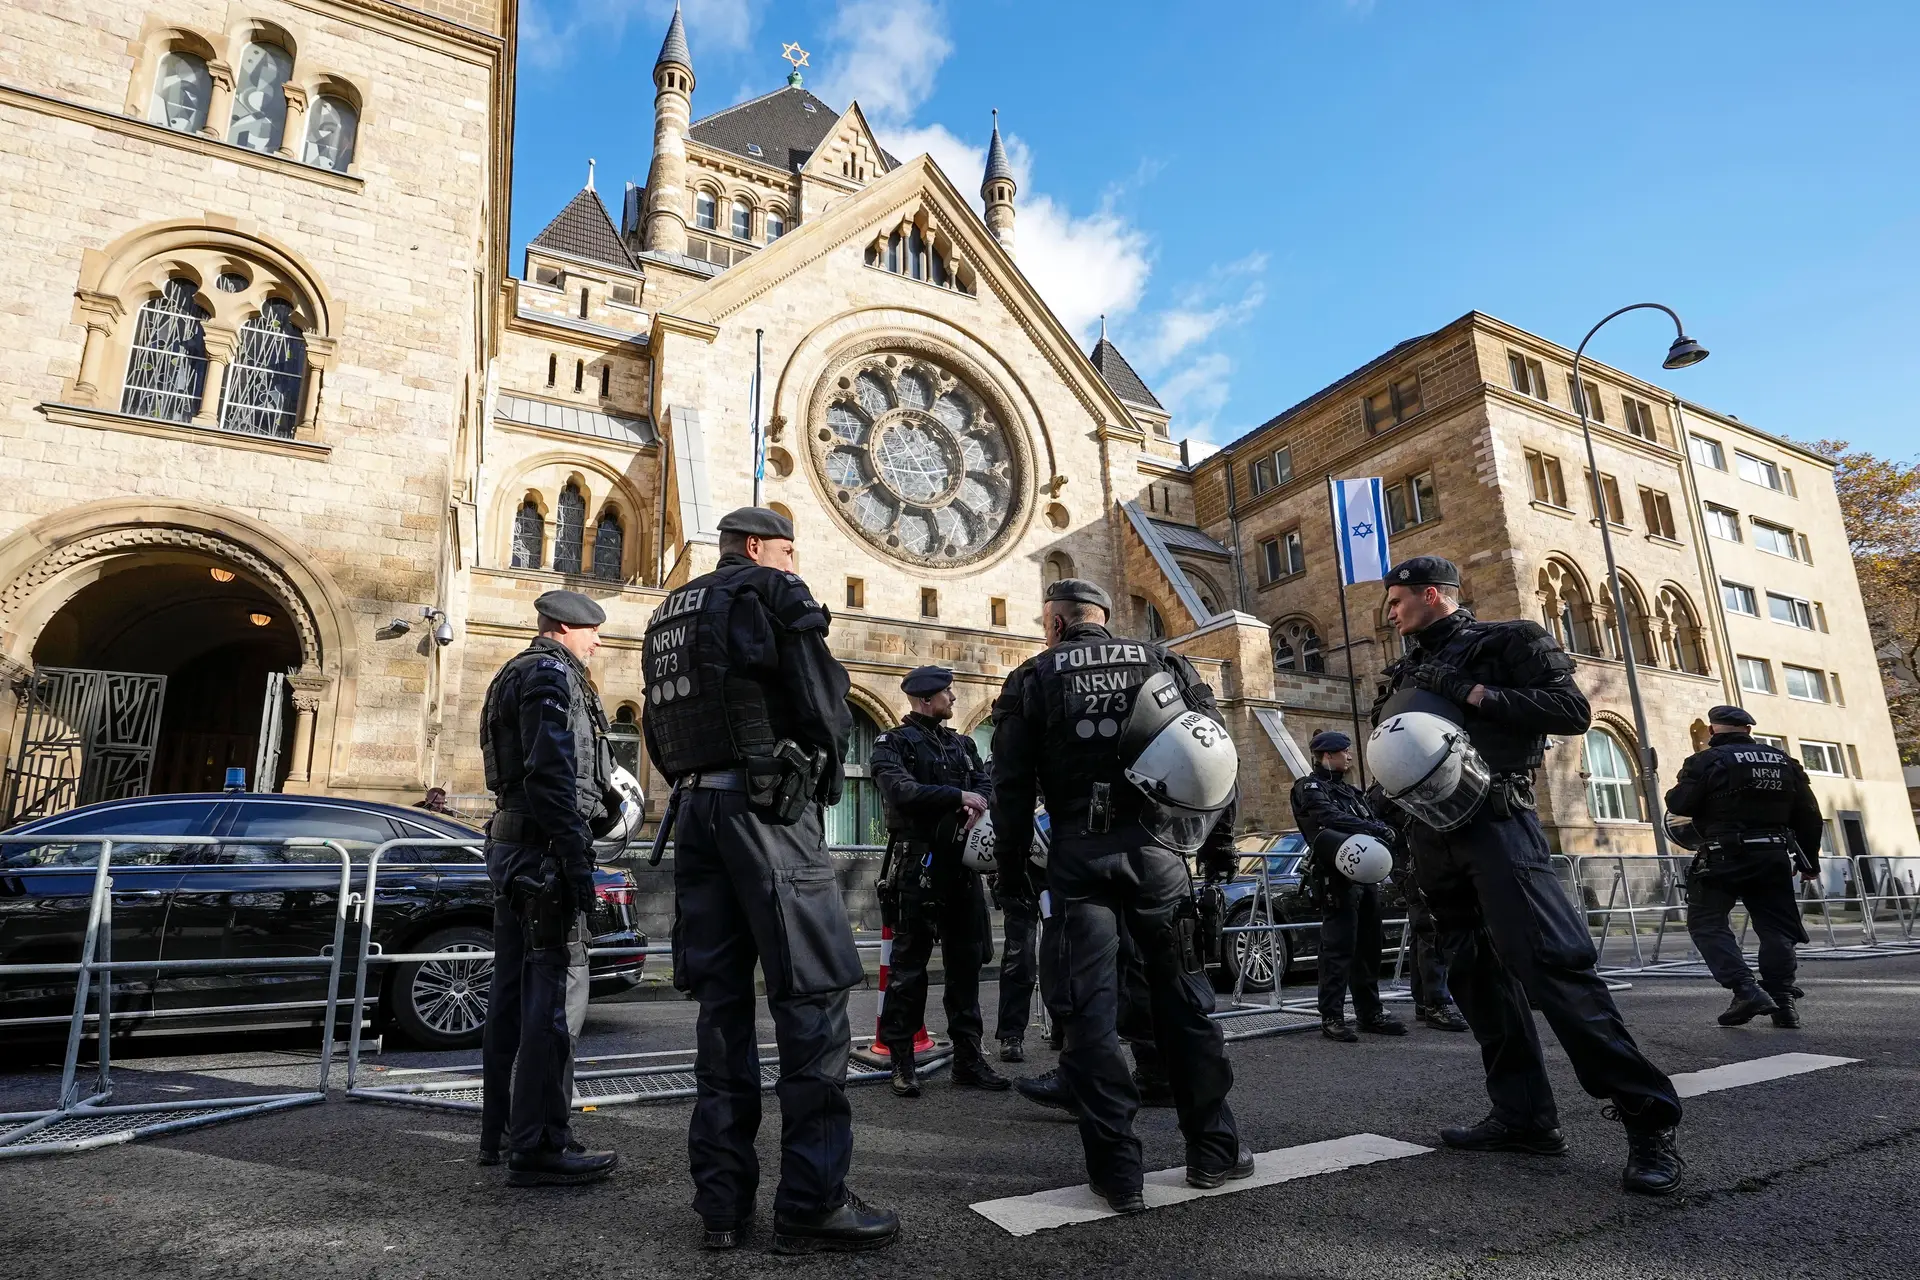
[1385,736,1490,832]
[1140,798,1224,853]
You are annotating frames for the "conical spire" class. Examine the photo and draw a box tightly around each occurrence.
[656,1,691,72]
[981,108,1014,196]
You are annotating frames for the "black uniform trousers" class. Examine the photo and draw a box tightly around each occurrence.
[995,896,1040,1043]
[1686,856,1807,997]
[880,871,989,1062]
[673,789,860,1220]
[481,838,586,1155]
[1051,828,1239,1191]
[1410,804,1681,1133]
[1317,880,1386,1023]
[1404,891,1453,1008]
[1033,895,1164,1072]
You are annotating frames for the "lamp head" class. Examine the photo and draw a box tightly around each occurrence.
[1663,335,1709,369]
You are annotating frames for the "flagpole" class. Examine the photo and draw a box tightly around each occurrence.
[750,328,764,507]
[1326,475,1369,786]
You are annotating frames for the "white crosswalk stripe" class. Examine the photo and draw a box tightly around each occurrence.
[1670,1051,1857,1097]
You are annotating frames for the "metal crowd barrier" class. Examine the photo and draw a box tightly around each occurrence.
[0,834,353,1159]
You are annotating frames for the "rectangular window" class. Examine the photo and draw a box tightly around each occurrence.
[1737,655,1775,695]
[1283,529,1305,576]
[920,587,939,619]
[1366,375,1424,430]
[1584,469,1626,524]
[1271,446,1293,487]
[1721,580,1758,615]
[845,577,864,609]
[598,365,610,397]
[1525,449,1568,507]
[1754,733,1788,750]
[1689,433,1726,470]
[610,283,638,306]
[1797,531,1813,563]
[1846,743,1862,777]
[1386,470,1439,533]
[1799,740,1844,776]
[1783,663,1828,702]
[1250,456,1274,496]
[990,597,1008,627]
[1767,592,1815,629]
[1831,671,1845,706]
[1813,601,1828,632]
[1566,375,1604,423]
[1621,396,1657,441]
[1507,352,1548,400]
[1736,450,1787,491]
[1639,487,1677,539]
[533,265,562,288]
[1704,503,1742,542]
[1752,518,1798,558]
[578,288,590,319]
[1260,538,1282,585]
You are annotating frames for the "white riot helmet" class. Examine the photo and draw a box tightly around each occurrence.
[961,812,997,873]
[1366,710,1490,832]
[1119,672,1239,853]
[1333,834,1392,884]
[1030,811,1050,870]
[595,764,647,853]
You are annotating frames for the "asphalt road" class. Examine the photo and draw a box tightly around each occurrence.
[2,956,1917,1279]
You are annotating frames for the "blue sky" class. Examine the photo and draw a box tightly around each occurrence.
[512,1,1919,461]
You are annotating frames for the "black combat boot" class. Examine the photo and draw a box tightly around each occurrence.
[952,1054,1012,1091]
[702,1213,752,1250]
[1439,1114,1568,1156]
[1769,991,1801,1028]
[1717,985,1779,1026]
[1186,1145,1257,1189]
[1089,1180,1147,1214]
[1358,1011,1408,1036]
[998,1037,1026,1063]
[504,1145,618,1187]
[771,1190,900,1255]
[1419,1003,1471,1032]
[889,1048,921,1098]
[1618,1124,1686,1195]
[1321,1017,1359,1043]
[1015,1068,1080,1116]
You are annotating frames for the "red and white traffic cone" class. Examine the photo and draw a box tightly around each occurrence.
[868,922,935,1058]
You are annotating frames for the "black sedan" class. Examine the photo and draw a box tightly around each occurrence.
[1210,833,1410,993]
[0,792,644,1050]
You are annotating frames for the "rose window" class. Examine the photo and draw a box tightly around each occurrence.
[811,353,1017,565]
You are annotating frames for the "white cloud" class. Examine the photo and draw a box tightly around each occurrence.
[1134,253,1268,370]
[1156,352,1235,439]
[521,0,759,72]
[816,0,952,122]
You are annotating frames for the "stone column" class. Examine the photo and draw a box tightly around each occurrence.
[297,336,334,440]
[194,325,236,428]
[72,292,125,407]
[284,677,328,785]
[201,60,235,141]
[278,83,308,161]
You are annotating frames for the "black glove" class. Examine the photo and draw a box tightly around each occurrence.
[1411,661,1479,709]
[996,852,1037,907]
[1201,848,1237,885]
[564,859,596,914]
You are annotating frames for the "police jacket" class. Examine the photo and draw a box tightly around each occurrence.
[1371,608,1591,773]
[1666,731,1824,852]
[989,621,1237,874]
[1290,766,1396,866]
[869,713,991,844]
[480,636,612,865]
[641,551,852,802]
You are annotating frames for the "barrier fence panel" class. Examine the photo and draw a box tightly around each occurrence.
[0,834,352,1159]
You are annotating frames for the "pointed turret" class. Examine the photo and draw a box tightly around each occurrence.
[981,109,1016,256]
[644,3,695,255]
[655,2,691,75]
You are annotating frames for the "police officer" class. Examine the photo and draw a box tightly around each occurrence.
[478,589,619,1187]
[991,869,1040,1061]
[1368,790,1470,1032]
[870,665,1010,1097]
[1667,706,1824,1029]
[1370,556,1684,1196]
[991,578,1249,1214]
[642,507,898,1254]
[1292,729,1407,1042]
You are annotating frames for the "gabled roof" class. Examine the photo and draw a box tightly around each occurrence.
[688,85,898,173]
[1150,518,1232,559]
[1088,336,1162,410]
[529,187,638,272]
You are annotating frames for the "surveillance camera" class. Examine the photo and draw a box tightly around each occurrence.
[433,619,455,647]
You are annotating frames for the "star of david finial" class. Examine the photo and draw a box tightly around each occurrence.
[781,42,810,85]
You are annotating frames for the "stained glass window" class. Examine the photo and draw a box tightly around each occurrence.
[511,500,543,569]
[552,483,586,574]
[303,96,357,172]
[219,300,305,438]
[121,279,209,423]
[149,51,210,133]
[592,509,624,581]
[228,43,292,152]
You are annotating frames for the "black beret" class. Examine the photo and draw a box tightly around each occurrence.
[1386,555,1461,589]
[535,589,606,627]
[1044,577,1113,615]
[901,665,954,697]
[717,506,795,539]
[1707,704,1755,728]
[1310,730,1352,754]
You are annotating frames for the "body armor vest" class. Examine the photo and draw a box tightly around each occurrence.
[1032,632,1161,833]
[480,640,614,820]
[1689,738,1799,839]
[642,563,779,776]
[1405,613,1564,773]
[878,718,976,840]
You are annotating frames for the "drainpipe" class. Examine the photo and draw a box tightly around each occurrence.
[1223,447,1249,611]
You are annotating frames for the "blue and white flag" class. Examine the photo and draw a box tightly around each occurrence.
[1330,477,1392,585]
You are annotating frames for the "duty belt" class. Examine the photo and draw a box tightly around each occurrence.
[1486,772,1537,822]
[488,809,547,846]
[684,769,748,792]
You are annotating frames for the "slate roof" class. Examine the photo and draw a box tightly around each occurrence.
[529,187,638,271]
[1088,337,1163,410]
[983,114,1014,191]
[497,393,657,447]
[1149,518,1232,559]
[688,86,897,173]
[655,4,690,71]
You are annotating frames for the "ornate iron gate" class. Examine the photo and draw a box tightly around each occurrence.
[2,667,167,825]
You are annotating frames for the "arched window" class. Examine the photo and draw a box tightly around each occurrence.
[1657,586,1709,675]
[121,278,210,423]
[1616,580,1655,665]
[1143,599,1167,642]
[511,499,543,569]
[1272,619,1326,674]
[885,230,902,273]
[1042,551,1073,586]
[227,42,292,152]
[694,191,716,231]
[907,225,928,280]
[218,299,305,438]
[607,704,642,778]
[969,720,994,765]
[302,96,357,172]
[766,212,785,240]
[1582,727,1642,822]
[1539,560,1599,657]
[148,50,210,133]
[552,483,586,574]
[730,200,752,240]
[826,703,886,847]
[592,508,624,581]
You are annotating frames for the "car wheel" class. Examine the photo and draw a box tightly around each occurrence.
[1218,902,1284,994]
[388,925,492,1050]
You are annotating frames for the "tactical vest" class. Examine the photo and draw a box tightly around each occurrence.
[642,563,778,776]
[1690,737,1799,838]
[480,640,613,820]
[1032,631,1162,832]
[879,718,977,839]
[1406,612,1566,773]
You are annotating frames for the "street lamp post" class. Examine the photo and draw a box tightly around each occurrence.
[1571,303,1709,861]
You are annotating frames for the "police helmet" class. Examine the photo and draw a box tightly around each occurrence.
[1118,671,1239,852]
[1664,811,1705,851]
[961,813,997,873]
[594,764,647,853]
[1365,710,1490,831]
[1030,810,1051,870]
[1333,834,1393,884]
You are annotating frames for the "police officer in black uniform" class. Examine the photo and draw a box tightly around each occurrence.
[1292,730,1407,1042]
[642,507,898,1255]
[870,665,1010,1097]
[992,870,1041,1061]
[1367,789,1471,1032]
[1667,705,1825,1029]
[991,578,1250,1214]
[478,589,619,1187]
[1372,556,1685,1195]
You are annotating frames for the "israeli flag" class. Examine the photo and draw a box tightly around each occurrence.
[1332,477,1392,585]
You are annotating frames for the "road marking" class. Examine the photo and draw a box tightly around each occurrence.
[1672,1052,1858,1098]
[970,1133,1430,1237]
